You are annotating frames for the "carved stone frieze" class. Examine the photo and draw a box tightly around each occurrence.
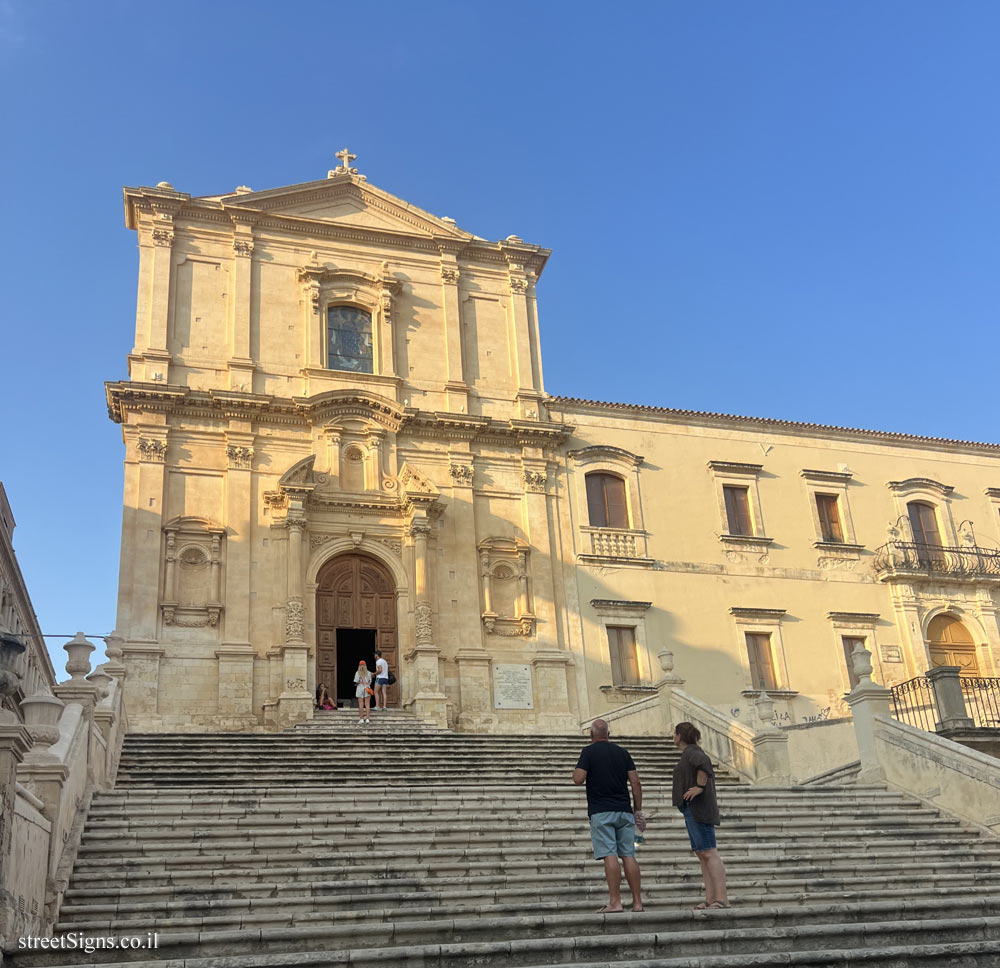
[374,536,403,556]
[137,438,167,462]
[263,491,289,512]
[449,463,474,485]
[414,602,433,641]
[226,445,254,470]
[285,598,305,640]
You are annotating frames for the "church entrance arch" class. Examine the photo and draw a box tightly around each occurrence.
[316,553,399,707]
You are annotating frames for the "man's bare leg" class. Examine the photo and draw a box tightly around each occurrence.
[600,855,624,912]
[694,853,711,907]
[622,856,642,911]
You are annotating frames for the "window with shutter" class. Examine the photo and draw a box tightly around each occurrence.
[907,502,942,547]
[841,636,865,690]
[607,626,640,686]
[816,494,844,543]
[586,473,629,529]
[745,632,778,690]
[723,485,753,536]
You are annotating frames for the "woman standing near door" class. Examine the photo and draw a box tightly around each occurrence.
[354,660,373,725]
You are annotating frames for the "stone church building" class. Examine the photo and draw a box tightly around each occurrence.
[108,154,1000,734]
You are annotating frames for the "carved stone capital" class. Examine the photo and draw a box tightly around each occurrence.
[523,470,546,492]
[226,444,254,470]
[449,463,474,486]
[510,277,529,294]
[233,239,254,256]
[152,228,174,247]
[440,266,460,285]
[137,437,167,462]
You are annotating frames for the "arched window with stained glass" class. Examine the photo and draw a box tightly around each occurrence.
[327,306,373,373]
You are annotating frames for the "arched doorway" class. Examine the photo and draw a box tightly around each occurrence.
[927,614,980,675]
[316,553,399,707]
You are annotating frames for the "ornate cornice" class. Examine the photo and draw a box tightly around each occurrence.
[569,445,644,467]
[800,468,853,484]
[548,396,1000,456]
[729,607,786,620]
[887,478,955,498]
[708,460,763,476]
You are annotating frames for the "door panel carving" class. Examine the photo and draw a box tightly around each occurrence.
[316,553,399,706]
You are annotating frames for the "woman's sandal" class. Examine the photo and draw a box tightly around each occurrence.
[706,901,732,909]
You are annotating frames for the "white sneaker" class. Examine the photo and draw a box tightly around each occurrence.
[357,720,363,726]
[365,718,371,723]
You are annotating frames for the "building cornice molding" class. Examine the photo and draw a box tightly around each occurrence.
[887,478,955,498]
[106,382,573,448]
[800,468,853,485]
[547,396,1000,456]
[569,445,644,467]
[729,607,787,621]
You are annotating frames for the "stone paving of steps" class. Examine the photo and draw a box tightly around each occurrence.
[11,708,1000,967]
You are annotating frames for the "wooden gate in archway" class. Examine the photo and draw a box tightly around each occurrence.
[316,553,399,706]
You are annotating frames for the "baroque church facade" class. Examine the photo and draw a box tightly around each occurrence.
[109,155,1000,734]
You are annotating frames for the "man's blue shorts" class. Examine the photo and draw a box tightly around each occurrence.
[680,802,717,851]
[589,811,635,859]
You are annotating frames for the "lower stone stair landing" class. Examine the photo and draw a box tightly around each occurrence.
[9,726,1000,967]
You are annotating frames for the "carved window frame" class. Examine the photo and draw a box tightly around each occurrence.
[161,516,225,630]
[590,599,656,698]
[569,446,651,566]
[298,266,401,380]
[987,488,1000,542]
[709,461,772,557]
[729,607,796,699]
[478,538,534,637]
[800,468,863,566]
[886,478,957,545]
[826,611,885,694]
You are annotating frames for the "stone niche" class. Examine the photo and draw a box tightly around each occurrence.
[478,537,535,637]
[160,516,225,632]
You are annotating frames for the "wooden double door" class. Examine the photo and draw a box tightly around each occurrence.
[316,554,399,706]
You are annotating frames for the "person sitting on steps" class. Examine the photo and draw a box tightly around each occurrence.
[315,682,336,711]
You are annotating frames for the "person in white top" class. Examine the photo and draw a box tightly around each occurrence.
[373,650,390,711]
[353,661,373,724]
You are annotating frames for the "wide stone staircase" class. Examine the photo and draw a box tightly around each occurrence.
[10,708,1000,967]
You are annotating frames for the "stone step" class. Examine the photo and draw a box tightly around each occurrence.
[56,869,1000,929]
[13,897,1000,966]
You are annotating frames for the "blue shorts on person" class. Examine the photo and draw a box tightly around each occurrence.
[680,802,717,851]
[376,677,389,685]
[589,811,635,859]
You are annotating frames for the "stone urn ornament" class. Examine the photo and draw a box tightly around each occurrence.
[19,692,65,755]
[64,632,95,682]
[87,667,112,700]
[658,650,675,675]
[850,641,874,684]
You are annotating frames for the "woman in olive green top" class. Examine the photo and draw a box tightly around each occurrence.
[672,721,730,909]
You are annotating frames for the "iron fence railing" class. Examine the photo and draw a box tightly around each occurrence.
[874,541,1000,580]
[961,677,1000,728]
[890,676,936,731]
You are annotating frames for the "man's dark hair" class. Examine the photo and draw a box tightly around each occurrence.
[674,722,701,745]
[375,650,382,657]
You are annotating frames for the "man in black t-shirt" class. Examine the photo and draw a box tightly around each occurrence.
[573,719,643,913]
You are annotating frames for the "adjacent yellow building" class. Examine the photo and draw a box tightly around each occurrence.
[107,157,1000,733]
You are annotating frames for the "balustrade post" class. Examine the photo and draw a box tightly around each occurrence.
[845,642,892,783]
[926,665,974,731]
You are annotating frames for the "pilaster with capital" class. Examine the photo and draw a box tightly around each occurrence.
[438,247,468,411]
[405,519,448,726]
[128,429,168,642]
[278,509,312,728]
[502,247,540,406]
[223,429,255,648]
[228,215,256,388]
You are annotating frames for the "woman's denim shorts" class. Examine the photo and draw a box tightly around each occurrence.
[679,802,717,851]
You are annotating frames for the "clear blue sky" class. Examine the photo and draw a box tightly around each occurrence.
[2,1,998,670]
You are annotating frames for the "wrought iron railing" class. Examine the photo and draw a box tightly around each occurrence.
[890,676,936,731]
[891,674,1000,731]
[874,541,1000,579]
[961,677,1000,728]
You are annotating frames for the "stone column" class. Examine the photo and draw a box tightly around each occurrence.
[277,513,312,728]
[368,431,385,491]
[228,219,256,390]
[845,642,893,783]
[439,254,469,412]
[325,428,342,487]
[219,431,256,727]
[163,530,177,605]
[407,521,448,727]
[926,665,974,731]
[505,258,538,404]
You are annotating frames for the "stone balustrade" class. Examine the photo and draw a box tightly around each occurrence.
[0,631,128,945]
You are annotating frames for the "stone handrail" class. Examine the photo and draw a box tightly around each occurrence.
[873,714,1000,835]
[669,686,758,784]
[3,636,129,944]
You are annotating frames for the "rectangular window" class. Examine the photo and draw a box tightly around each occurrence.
[607,626,640,686]
[842,636,865,690]
[745,632,778,690]
[816,493,844,543]
[723,485,753,536]
[586,473,628,529]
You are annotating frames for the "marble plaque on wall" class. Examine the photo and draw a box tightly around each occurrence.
[493,663,534,709]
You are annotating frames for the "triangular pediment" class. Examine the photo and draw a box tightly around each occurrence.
[215,175,474,240]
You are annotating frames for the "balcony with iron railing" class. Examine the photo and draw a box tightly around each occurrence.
[874,540,1000,583]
